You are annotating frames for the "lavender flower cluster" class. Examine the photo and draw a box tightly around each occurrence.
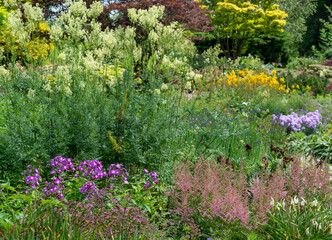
[272,110,322,132]
[24,156,159,201]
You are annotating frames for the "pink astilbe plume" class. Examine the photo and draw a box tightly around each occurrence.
[285,158,330,200]
[172,157,250,231]
[171,155,330,235]
[250,170,287,227]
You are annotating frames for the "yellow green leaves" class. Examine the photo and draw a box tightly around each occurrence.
[211,0,287,39]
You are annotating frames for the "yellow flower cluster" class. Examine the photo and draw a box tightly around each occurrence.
[196,69,311,94]
[26,37,54,61]
[0,20,54,62]
[99,65,125,87]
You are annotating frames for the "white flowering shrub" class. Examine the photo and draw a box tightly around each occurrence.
[50,1,195,89]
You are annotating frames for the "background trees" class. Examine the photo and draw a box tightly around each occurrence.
[198,0,287,58]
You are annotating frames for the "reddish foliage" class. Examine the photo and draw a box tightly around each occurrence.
[102,0,213,33]
[321,59,332,67]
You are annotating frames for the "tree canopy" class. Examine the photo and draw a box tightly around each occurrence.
[199,0,287,58]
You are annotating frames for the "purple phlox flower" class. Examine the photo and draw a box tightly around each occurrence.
[50,170,56,174]
[25,176,34,184]
[150,172,157,178]
[27,165,31,168]
[31,185,36,189]
[110,184,114,189]
[57,193,63,199]
[123,176,129,184]
[79,160,105,180]
[110,169,120,175]
[144,182,151,188]
[24,190,29,194]
[53,178,61,185]
[116,164,123,169]
[153,178,158,184]
[143,169,149,173]
[74,174,79,178]
[57,168,63,174]
[80,181,96,195]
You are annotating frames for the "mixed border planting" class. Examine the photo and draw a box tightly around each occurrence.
[0,0,331,239]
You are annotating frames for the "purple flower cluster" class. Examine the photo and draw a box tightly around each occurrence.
[143,169,158,188]
[78,160,107,180]
[108,164,129,184]
[24,166,41,193]
[272,110,322,132]
[44,178,65,199]
[50,156,75,174]
[80,181,97,198]
[23,156,160,201]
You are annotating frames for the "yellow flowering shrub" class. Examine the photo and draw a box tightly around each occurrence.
[0,3,54,64]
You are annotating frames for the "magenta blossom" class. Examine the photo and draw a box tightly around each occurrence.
[150,172,157,178]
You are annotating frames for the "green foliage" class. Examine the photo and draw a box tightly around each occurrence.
[286,129,332,162]
[279,71,330,95]
[247,32,297,65]
[287,57,320,70]
[264,197,332,239]
[279,0,318,56]
[302,0,332,54]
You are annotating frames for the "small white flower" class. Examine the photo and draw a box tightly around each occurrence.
[311,199,318,207]
[185,81,191,90]
[154,89,161,95]
[305,227,310,235]
[58,53,66,61]
[27,88,35,99]
[79,81,86,90]
[0,66,9,77]
[161,83,168,91]
[63,86,72,96]
[242,102,248,106]
[300,197,306,206]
